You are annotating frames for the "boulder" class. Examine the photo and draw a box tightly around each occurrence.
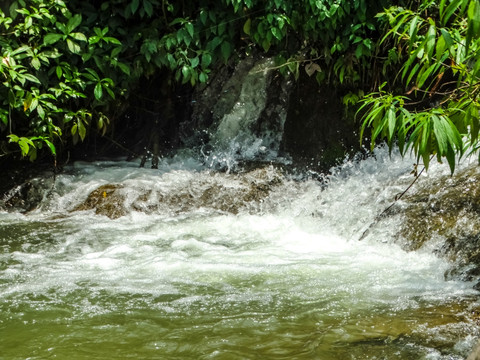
[391,165,480,287]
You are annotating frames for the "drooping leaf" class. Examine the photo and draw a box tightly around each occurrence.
[94,82,103,100]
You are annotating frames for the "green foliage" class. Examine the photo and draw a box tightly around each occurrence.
[1,0,390,162]
[359,0,480,173]
[0,0,122,160]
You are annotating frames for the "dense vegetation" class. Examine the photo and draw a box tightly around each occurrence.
[0,0,479,172]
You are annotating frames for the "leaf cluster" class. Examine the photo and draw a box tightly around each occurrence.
[359,0,480,173]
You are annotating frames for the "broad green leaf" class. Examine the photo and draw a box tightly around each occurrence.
[67,14,82,33]
[94,82,103,100]
[44,33,63,45]
[23,73,40,84]
[78,121,86,141]
[30,98,38,111]
[104,37,121,45]
[70,32,87,42]
[131,0,140,14]
[440,28,454,50]
[67,39,81,54]
[243,18,251,35]
[190,56,199,68]
[36,104,45,119]
[143,0,153,17]
[271,27,282,41]
[199,10,208,25]
[56,65,63,79]
[117,62,130,75]
[31,57,41,70]
[43,139,56,155]
[201,53,212,68]
[221,41,232,61]
[11,45,30,56]
[18,138,30,156]
[181,65,190,82]
[185,22,194,38]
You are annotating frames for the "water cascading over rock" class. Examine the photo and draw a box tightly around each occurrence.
[185,56,291,171]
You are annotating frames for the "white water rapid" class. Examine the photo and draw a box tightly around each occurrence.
[1,147,479,359]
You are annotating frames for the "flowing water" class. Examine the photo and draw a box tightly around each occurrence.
[1,148,480,359]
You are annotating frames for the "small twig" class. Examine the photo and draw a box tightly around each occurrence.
[251,55,324,73]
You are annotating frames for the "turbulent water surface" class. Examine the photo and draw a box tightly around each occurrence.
[1,148,479,359]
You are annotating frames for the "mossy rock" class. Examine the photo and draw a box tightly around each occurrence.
[394,165,480,286]
[73,184,127,219]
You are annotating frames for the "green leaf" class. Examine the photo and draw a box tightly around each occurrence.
[43,139,56,155]
[201,53,212,68]
[221,41,232,61]
[271,27,282,41]
[11,45,30,56]
[200,10,208,25]
[71,123,78,136]
[243,18,251,35]
[131,0,140,14]
[70,32,87,42]
[94,82,103,100]
[425,24,436,59]
[387,106,396,140]
[44,33,63,45]
[78,121,86,141]
[446,145,456,174]
[417,63,437,88]
[143,0,153,17]
[67,39,81,54]
[18,138,30,156]
[23,73,41,84]
[36,104,45,119]
[190,56,199,68]
[56,65,63,79]
[104,36,122,45]
[31,57,41,70]
[117,62,130,75]
[67,14,82,33]
[185,22,194,38]
[181,65,190,82]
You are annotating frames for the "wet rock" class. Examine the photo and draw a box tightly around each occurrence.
[1,176,55,212]
[72,166,284,219]
[393,165,480,287]
[73,184,127,219]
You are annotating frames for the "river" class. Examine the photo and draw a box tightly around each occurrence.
[1,146,479,359]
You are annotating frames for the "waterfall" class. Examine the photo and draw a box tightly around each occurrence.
[189,57,290,171]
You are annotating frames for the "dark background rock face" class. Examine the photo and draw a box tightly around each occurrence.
[282,72,360,171]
